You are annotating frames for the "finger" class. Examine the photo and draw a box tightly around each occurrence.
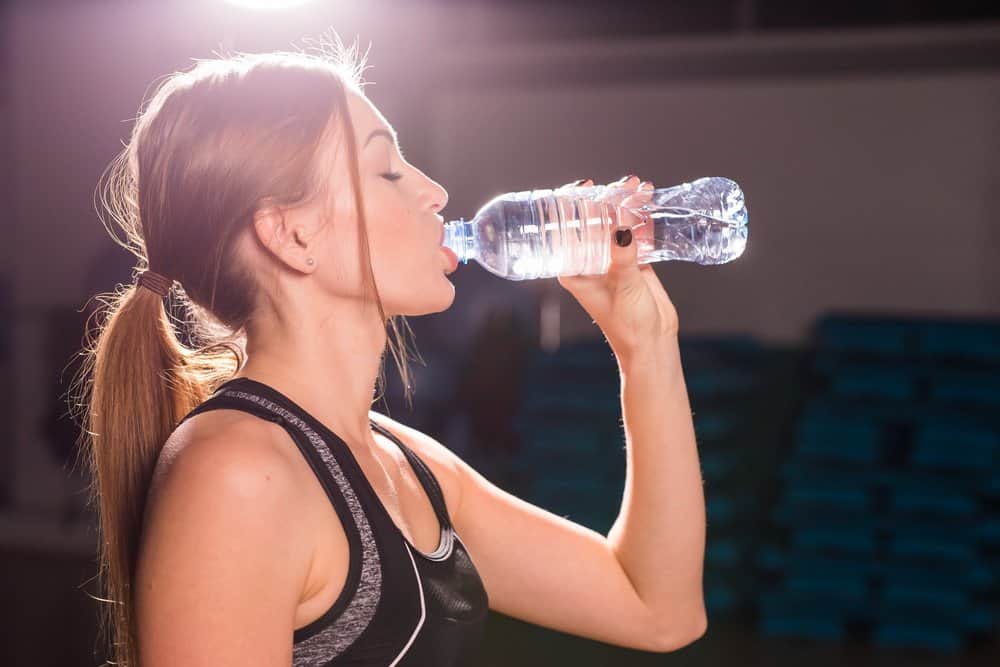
[596,174,641,205]
[609,174,640,194]
[619,185,654,229]
[605,195,642,274]
[607,218,640,275]
[557,177,594,191]
[622,185,653,207]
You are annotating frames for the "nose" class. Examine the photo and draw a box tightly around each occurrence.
[425,176,449,214]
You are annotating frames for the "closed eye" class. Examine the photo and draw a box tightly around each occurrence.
[381,171,403,182]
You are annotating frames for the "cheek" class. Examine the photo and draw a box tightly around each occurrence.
[361,196,436,286]
[370,231,426,284]
[368,201,425,258]
[364,217,418,283]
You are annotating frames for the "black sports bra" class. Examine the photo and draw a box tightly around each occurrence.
[177,376,489,666]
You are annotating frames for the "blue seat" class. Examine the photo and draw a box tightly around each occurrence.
[783,483,871,512]
[889,489,978,520]
[888,536,977,564]
[795,415,883,465]
[918,322,1000,363]
[828,365,916,401]
[705,585,740,613]
[792,527,876,556]
[872,623,962,652]
[815,316,910,357]
[694,412,740,441]
[783,574,868,607]
[761,615,846,641]
[706,537,744,568]
[686,368,757,398]
[928,371,1000,407]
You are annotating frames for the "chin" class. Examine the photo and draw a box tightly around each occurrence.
[420,284,456,315]
[387,280,456,317]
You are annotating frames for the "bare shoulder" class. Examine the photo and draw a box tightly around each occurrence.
[137,410,315,664]
[150,409,298,505]
[367,410,465,520]
[142,410,313,579]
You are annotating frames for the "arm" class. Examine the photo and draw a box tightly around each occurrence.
[606,336,707,641]
[135,425,314,666]
[551,174,707,643]
[390,386,705,653]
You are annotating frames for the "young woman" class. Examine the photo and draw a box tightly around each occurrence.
[75,40,706,667]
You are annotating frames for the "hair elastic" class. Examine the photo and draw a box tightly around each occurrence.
[136,269,174,297]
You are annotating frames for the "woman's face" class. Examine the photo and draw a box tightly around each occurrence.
[310,90,455,319]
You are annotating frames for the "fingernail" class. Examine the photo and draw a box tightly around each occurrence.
[614,228,633,247]
[573,178,589,186]
[617,174,637,184]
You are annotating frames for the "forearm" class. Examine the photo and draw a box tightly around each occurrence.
[606,335,707,632]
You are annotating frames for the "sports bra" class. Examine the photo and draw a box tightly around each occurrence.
[177,376,490,666]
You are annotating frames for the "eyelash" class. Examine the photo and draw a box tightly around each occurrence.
[381,171,403,182]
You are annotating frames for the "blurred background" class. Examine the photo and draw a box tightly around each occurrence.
[2,0,999,664]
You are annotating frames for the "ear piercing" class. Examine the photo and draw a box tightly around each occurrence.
[306,257,315,266]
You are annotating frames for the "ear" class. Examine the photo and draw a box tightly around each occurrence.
[252,200,315,274]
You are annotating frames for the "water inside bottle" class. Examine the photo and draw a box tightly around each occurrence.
[493,189,746,280]
[447,177,748,280]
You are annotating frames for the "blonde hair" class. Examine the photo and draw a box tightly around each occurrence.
[69,36,420,666]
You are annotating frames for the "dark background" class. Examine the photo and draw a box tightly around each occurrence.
[1,0,999,665]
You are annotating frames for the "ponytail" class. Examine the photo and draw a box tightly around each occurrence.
[71,277,241,666]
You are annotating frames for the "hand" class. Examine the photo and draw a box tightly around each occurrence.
[553,175,680,359]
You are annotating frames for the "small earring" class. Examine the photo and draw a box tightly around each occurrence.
[306,257,315,266]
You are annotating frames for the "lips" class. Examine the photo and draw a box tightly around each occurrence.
[441,246,459,274]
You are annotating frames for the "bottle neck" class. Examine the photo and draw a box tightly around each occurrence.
[443,218,475,264]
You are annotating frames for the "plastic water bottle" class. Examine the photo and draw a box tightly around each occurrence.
[441,176,748,280]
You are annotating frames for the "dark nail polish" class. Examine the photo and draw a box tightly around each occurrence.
[615,228,633,247]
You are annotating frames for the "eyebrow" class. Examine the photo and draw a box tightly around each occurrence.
[364,128,398,149]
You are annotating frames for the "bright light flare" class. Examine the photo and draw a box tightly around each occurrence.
[223,0,317,10]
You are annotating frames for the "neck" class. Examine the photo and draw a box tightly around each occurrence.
[237,296,389,450]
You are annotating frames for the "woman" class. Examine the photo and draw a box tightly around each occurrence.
[75,40,706,667]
